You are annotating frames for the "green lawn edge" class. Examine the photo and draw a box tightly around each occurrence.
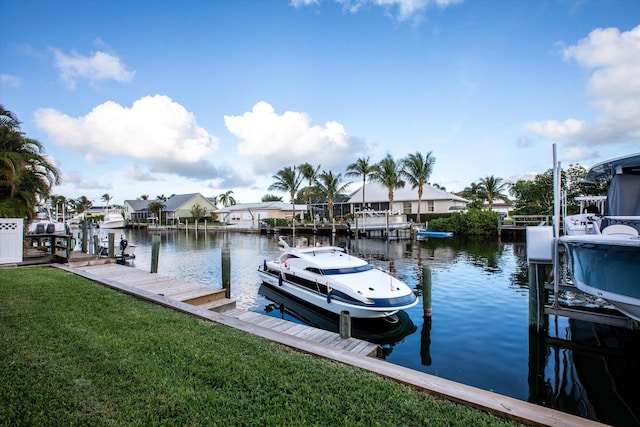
[0,266,521,426]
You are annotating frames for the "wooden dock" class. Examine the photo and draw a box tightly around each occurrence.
[58,261,380,357]
[224,308,380,356]
[63,261,235,312]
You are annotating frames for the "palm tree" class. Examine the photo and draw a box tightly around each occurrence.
[218,190,236,207]
[299,162,321,221]
[314,171,351,222]
[345,156,375,214]
[478,175,510,209]
[268,166,303,234]
[74,196,92,214]
[0,106,60,220]
[370,154,405,210]
[101,193,112,209]
[400,151,435,224]
[139,195,149,200]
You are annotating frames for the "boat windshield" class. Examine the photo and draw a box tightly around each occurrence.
[320,265,373,275]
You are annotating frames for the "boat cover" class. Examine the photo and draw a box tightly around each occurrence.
[604,174,640,232]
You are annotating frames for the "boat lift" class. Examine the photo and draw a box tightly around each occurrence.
[526,144,638,331]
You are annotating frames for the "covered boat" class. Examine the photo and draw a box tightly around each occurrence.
[560,152,640,321]
[257,239,418,319]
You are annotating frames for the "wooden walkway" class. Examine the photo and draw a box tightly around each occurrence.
[224,309,380,356]
[59,261,380,357]
[65,261,235,312]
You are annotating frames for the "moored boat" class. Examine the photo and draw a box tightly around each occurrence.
[100,209,126,229]
[560,152,640,321]
[416,230,454,238]
[257,239,418,319]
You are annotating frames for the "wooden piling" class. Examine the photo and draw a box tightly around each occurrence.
[422,265,432,318]
[108,233,115,258]
[340,310,351,339]
[222,243,231,298]
[151,235,161,273]
[81,220,88,253]
[528,263,548,332]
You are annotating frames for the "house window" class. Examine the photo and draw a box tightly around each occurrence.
[231,213,241,221]
[403,202,412,214]
[427,201,434,212]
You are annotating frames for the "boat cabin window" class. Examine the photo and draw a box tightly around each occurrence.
[305,267,323,275]
[321,265,373,275]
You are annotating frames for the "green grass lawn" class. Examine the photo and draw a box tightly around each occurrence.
[0,266,521,426]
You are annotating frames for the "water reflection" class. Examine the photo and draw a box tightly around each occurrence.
[529,319,640,425]
[258,283,417,357]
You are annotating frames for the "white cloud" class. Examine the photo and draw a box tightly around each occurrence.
[50,48,135,89]
[295,0,462,22]
[524,25,640,146]
[290,0,319,7]
[0,74,23,88]
[522,119,585,139]
[224,101,366,174]
[34,95,220,173]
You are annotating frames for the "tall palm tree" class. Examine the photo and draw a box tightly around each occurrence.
[268,166,303,234]
[370,154,405,210]
[314,170,351,222]
[345,156,375,213]
[101,193,112,209]
[218,190,236,207]
[478,175,510,209]
[0,106,60,220]
[299,162,321,221]
[400,151,435,224]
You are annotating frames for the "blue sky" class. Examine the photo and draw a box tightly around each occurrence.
[1,0,639,206]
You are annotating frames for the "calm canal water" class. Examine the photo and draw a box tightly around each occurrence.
[97,228,640,425]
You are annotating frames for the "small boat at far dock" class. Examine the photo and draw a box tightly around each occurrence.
[100,209,126,229]
[416,230,453,238]
[257,238,418,319]
[560,152,640,321]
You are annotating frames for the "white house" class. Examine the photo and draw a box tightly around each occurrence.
[215,202,307,228]
[346,182,469,215]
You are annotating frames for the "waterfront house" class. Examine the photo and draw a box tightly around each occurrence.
[214,202,308,228]
[313,182,469,218]
[123,199,152,221]
[163,193,217,224]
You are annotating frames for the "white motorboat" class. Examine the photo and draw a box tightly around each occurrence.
[100,209,126,229]
[347,209,411,232]
[27,207,67,234]
[560,153,640,321]
[257,239,418,319]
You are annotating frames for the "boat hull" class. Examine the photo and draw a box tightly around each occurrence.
[561,235,640,321]
[257,269,417,319]
[100,221,126,229]
[417,231,453,238]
